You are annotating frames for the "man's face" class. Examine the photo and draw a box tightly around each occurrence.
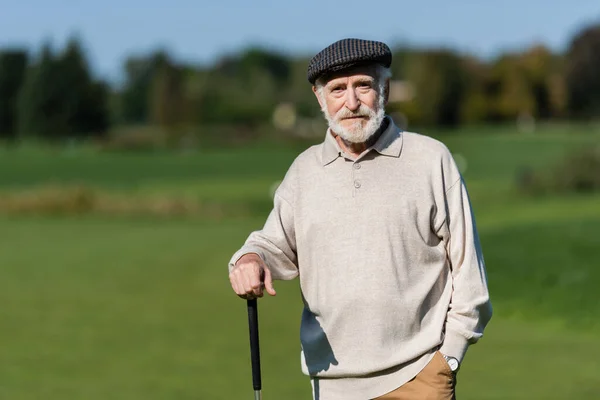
[313,66,387,144]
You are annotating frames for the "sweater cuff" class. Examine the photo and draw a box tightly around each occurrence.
[439,330,469,362]
[228,247,265,273]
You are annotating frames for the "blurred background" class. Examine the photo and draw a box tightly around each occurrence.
[1,1,599,399]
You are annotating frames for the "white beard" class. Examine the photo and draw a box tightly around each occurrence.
[321,93,386,144]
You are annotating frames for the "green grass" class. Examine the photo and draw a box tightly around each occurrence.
[1,124,599,399]
[1,215,598,399]
[0,144,297,190]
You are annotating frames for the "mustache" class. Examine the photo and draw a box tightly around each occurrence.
[335,105,373,120]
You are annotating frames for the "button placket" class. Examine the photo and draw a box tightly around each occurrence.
[352,162,362,195]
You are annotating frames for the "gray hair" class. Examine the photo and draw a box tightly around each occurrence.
[315,64,392,91]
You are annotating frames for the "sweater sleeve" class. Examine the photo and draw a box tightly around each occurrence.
[437,177,493,362]
[228,166,299,281]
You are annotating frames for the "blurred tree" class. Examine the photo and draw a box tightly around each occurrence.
[76,80,110,136]
[10,33,586,138]
[198,75,274,127]
[57,37,109,137]
[404,49,468,127]
[222,47,291,85]
[459,55,491,124]
[17,38,109,140]
[461,45,565,124]
[119,51,170,124]
[565,23,600,118]
[389,46,412,80]
[280,57,321,119]
[521,45,565,119]
[0,49,28,141]
[488,54,536,120]
[177,67,210,126]
[195,47,290,128]
[149,59,184,128]
[17,43,63,138]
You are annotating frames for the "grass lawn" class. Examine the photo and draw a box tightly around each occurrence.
[0,214,598,399]
[1,125,599,399]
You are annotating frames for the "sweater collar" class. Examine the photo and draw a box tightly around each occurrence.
[321,116,403,166]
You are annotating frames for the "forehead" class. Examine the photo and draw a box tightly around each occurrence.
[320,64,378,85]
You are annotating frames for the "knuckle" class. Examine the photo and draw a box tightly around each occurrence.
[240,264,254,273]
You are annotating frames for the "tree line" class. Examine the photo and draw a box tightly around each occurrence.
[1,22,600,143]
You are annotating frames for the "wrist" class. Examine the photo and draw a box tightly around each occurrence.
[441,353,460,373]
[439,330,469,363]
[236,253,263,266]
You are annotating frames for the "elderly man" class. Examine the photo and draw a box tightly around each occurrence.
[228,38,492,400]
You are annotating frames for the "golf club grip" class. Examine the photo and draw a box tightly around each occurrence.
[247,298,262,391]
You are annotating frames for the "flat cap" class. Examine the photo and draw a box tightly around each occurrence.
[307,38,392,84]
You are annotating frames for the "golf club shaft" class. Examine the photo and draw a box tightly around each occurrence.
[247,298,262,399]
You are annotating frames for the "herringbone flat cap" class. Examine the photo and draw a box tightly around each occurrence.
[307,38,392,84]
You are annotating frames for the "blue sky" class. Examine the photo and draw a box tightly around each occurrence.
[1,0,599,83]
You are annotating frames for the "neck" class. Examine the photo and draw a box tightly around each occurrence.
[333,118,388,158]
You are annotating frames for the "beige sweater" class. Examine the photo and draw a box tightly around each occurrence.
[229,117,492,400]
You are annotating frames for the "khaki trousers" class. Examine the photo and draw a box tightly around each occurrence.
[373,351,456,400]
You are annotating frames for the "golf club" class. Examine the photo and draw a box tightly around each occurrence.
[247,298,262,400]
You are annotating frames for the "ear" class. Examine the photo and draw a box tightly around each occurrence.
[313,85,325,109]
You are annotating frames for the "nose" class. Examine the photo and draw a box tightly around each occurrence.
[345,88,360,111]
